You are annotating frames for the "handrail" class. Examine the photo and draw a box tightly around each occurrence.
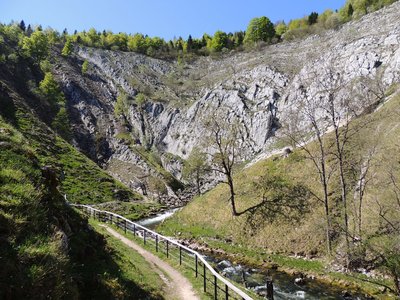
[71,203,253,300]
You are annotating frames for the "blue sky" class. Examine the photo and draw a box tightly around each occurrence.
[1,0,346,40]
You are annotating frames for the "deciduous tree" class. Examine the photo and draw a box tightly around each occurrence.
[182,147,209,195]
[203,113,245,216]
[244,16,275,44]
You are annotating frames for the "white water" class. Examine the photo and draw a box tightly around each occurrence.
[138,208,181,228]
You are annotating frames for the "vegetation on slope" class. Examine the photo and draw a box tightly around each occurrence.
[0,117,164,299]
[0,23,172,298]
[159,92,400,298]
[0,23,146,204]
[2,0,397,63]
[59,0,399,58]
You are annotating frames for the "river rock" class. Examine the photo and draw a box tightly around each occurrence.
[294,277,306,285]
[216,260,232,271]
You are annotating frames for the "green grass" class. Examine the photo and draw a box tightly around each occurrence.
[90,220,165,299]
[11,106,142,204]
[0,116,165,299]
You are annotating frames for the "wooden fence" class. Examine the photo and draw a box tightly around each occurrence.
[72,204,253,300]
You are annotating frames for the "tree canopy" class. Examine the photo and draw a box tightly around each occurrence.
[244,16,275,44]
[21,30,49,62]
[38,72,65,103]
[61,38,73,57]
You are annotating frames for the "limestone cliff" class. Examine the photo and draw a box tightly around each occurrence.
[53,2,400,199]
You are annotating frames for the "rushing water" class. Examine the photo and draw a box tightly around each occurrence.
[139,210,371,300]
[137,208,181,229]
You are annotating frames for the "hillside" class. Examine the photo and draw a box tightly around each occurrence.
[1,0,400,298]
[0,27,168,298]
[0,116,166,298]
[44,1,400,202]
[159,89,400,297]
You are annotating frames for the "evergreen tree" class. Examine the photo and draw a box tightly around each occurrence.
[186,34,193,52]
[81,60,88,74]
[39,72,65,104]
[26,24,33,36]
[19,20,26,32]
[21,30,49,62]
[308,12,319,25]
[233,31,244,47]
[348,3,354,17]
[61,38,73,57]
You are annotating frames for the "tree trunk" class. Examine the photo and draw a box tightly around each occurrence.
[358,178,363,238]
[316,133,332,256]
[227,175,238,216]
[195,170,201,195]
[323,179,332,256]
[334,124,350,266]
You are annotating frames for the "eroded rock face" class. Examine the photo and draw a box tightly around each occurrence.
[54,1,400,197]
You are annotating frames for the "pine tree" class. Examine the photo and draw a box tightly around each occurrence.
[26,24,33,36]
[19,20,26,32]
[186,35,193,52]
[61,38,73,57]
[308,12,319,25]
[348,4,354,17]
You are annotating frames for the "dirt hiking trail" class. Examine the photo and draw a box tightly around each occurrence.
[102,225,199,300]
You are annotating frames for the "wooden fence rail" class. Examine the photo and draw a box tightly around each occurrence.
[71,204,253,300]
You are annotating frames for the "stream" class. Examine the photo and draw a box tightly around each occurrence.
[138,209,371,300]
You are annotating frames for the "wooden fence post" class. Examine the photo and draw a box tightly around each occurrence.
[225,284,229,300]
[133,224,136,236]
[166,240,169,258]
[124,220,127,234]
[143,230,146,245]
[179,246,182,265]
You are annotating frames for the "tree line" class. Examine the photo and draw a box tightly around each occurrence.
[1,0,396,62]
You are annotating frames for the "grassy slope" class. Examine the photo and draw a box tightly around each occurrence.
[159,92,400,298]
[12,104,141,205]
[0,116,165,299]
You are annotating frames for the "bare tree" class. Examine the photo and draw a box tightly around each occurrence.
[283,67,380,257]
[182,147,209,195]
[351,142,377,239]
[202,113,246,216]
[284,83,335,256]
[368,170,400,296]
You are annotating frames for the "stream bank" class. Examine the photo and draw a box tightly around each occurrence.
[137,210,377,299]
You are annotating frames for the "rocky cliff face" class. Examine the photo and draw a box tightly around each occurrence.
[53,2,400,199]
